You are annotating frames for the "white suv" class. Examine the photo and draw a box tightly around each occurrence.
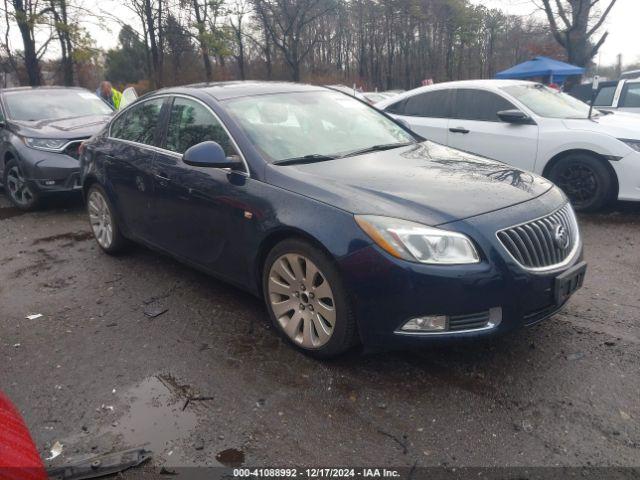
[376,80,640,211]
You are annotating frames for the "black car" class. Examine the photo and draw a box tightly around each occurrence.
[80,82,586,358]
[0,87,114,210]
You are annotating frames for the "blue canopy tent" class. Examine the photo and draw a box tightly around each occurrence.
[495,56,585,84]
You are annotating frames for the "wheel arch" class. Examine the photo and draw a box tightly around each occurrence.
[82,174,99,201]
[542,148,619,200]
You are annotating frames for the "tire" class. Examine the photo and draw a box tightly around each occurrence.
[3,159,40,211]
[86,184,128,254]
[547,153,614,212]
[262,238,358,359]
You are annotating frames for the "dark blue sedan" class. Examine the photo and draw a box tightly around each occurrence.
[79,82,586,358]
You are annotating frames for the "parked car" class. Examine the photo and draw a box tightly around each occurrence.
[80,82,586,358]
[361,92,395,105]
[0,87,114,210]
[376,80,640,211]
[568,78,640,114]
[326,84,368,102]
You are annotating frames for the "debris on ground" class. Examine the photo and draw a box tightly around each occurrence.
[215,448,245,467]
[194,437,205,450]
[46,447,151,479]
[143,305,169,318]
[376,429,408,454]
[25,313,43,320]
[46,441,64,460]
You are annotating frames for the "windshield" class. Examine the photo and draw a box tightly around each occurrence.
[4,89,113,122]
[501,84,592,119]
[224,91,415,162]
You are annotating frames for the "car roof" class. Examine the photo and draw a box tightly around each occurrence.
[0,86,89,94]
[374,79,537,107]
[156,81,326,101]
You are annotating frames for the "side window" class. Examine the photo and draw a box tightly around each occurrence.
[593,86,616,106]
[165,97,237,158]
[620,83,640,108]
[110,98,164,145]
[403,90,450,117]
[452,89,516,122]
[385,99,407,115]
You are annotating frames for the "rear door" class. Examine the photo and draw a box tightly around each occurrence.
[105,97,167,239]
[446,88,539,171]
[384,89,451,144]
[616,81,640,114]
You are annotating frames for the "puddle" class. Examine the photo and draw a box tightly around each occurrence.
[108,376,198,461]
[216,448,245,467]
[0,206,27,220]
[31,231,93,245]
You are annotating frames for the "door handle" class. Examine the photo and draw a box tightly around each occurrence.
[449,127,470,134]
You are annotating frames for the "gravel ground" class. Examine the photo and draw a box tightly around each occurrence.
[0,190,639,474]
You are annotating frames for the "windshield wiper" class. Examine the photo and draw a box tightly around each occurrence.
[338,142,414,159]
[273,154,337,166]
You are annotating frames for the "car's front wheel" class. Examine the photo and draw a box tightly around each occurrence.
[3,159,39,210]
[87,184,127,254]
[547,153,614,212]
[263,239,358,358]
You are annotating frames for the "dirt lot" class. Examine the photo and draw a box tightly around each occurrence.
[1,190,639,473]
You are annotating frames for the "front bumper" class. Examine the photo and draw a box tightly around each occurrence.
[338,191,586,348]
[18,146,82,194]
[612,150,640,201]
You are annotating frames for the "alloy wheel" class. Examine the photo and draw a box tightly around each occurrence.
[6,166,35,207]
[555,164,598,207]
[88,190,114,249]
[267,254,336,349]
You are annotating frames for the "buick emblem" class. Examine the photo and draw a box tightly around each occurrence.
[554,224,570,250]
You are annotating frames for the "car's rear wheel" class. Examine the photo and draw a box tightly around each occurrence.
[3,160,39,210]
[547,153,614,212]
[263,239,358,358]
[87,184,127,254]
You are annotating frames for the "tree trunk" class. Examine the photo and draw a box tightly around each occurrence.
[13,0,40,86]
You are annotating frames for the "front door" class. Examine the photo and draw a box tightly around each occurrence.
[148,96,250,279]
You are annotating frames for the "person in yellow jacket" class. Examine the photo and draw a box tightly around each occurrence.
[96,81,122,110]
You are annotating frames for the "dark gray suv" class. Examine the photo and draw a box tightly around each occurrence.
[0,87,113,210]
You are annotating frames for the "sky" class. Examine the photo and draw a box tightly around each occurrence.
[470,0,640,67]
[4,0,638,68]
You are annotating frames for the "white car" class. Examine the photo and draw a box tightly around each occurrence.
[376,79,640,211]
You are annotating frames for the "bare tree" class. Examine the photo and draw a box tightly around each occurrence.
[252,0,335,82]
[539,0,618,67]
[6,0,56,85]
[228,0,248,79]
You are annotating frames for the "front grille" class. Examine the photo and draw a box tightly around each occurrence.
[497,203,579,270]
[449,311,491,331]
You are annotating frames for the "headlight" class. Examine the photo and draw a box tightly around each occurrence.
[355,215,480,264]
[619,138,640,153]
[23,137,69,152]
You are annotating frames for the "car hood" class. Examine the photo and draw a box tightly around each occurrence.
[11,114,111,139]
[264,142,555,226]
[562,112,640,140]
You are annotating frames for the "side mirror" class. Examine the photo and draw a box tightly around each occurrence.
[182,141,242,169]
[497,109,534,125]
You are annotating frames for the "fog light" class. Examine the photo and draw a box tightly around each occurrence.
[401,315,448,332]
